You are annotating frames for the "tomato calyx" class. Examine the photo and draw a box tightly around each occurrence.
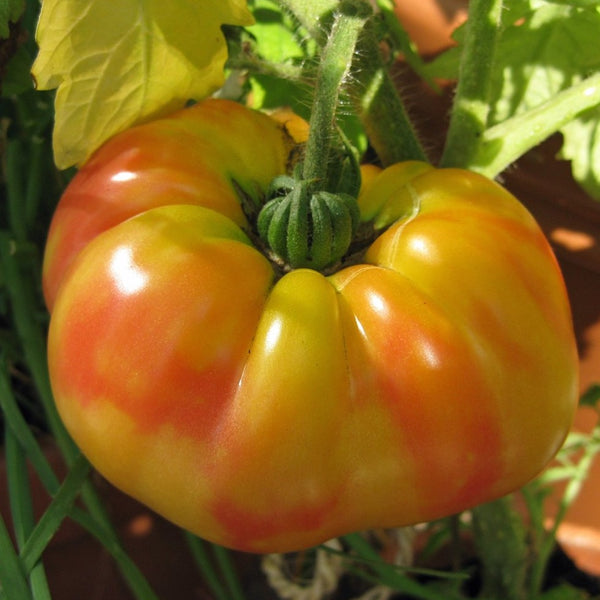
[255,176,359,271]
[233,172,376,278]
[235,1,376,276]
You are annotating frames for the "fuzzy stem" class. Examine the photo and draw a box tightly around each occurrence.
[281,0,426,166]
[278,0,339,45]
[471,497,528,600]
[302,0,371,187]
[349,17,427,165]
[440,0,503,169]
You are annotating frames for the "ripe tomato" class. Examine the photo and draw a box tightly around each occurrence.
[45,99,578,553]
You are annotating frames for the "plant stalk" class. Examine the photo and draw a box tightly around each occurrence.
[278,0,339,45]
[301,0,371,187]
[470,496,528,600]
[348,15,427,166]
[440,0,503,168]
[5,428,52,599]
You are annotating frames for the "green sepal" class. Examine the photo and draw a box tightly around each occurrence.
[320,191,359,262]
[327,127,363,198]
[257,182,360,271]
[309,194,334,268]
[286,185,310,267]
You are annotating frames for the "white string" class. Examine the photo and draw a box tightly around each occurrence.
[262,539,344,600]
[261,528,416,600]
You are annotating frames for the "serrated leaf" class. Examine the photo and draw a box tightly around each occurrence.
[489,5,600,125]
[31,0,253,169]
[487,5,600,197]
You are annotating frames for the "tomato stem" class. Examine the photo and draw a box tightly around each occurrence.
[281,0,427,167]
[471,497,529,600]
[347,15,428,166]
[440,0,503,169]
[256,1,371,272]
[301,0,371,188]
[277,0,339,46]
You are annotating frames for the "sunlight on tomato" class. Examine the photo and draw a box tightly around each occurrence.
[44,99,578,553]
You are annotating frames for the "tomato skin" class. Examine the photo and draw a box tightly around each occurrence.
[46,99,578,553]
[42,98,295,310]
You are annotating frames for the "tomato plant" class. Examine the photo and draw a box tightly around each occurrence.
[2,0,600,598]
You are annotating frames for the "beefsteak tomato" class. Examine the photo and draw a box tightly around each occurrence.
[44,98,578,553]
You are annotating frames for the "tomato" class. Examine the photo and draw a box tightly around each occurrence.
[45,98,578,553]
[42,99,297,310]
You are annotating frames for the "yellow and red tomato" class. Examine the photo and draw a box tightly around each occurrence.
[44,99,578,553]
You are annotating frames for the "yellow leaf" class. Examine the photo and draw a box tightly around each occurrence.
[32,0,254,169]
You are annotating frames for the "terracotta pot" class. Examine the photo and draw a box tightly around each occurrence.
[393,0,468,55]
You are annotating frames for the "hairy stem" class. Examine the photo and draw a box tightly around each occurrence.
[349,16,427,165]
[278,0,339,45]
[302,0,371,186]
[440,0,503,168]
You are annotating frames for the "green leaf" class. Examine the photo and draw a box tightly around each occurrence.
[545,0,600,6]
[249,72,309,113]
[428,2,600,191]
[579,383,600,408]
[245,0,315,113]
[245,0,315,106]
[488,5,600,125]
[31,0,254,169]
[1,44,34,96]
[560,106,600,199]
[421,1,538,83]
[0,0,24,38]
[247,0,313,63]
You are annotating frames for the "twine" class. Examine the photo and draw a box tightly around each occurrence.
[261,528,416,600]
